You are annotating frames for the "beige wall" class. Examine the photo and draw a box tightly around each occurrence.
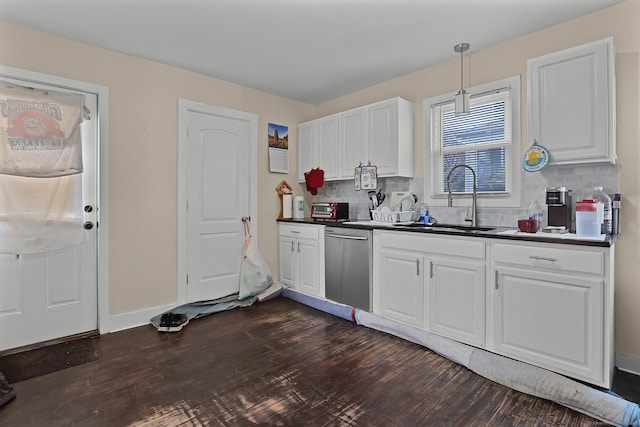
[316,0,640,359]
[2,0,640,359]
[0,20,314,315]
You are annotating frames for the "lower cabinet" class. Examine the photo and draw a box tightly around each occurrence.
[429,258,485,347]
[373,231,486,346]
[278,223,324,297]
[491,241,613,387]
[372,230,614,388]
[376,248,425,328]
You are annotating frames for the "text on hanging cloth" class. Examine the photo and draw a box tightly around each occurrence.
[0,80,89,178]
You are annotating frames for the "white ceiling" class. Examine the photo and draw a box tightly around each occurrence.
[0,0,624,105]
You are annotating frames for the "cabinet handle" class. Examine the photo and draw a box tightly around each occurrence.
[495,271,499,290]
[416,259,420,276]
[528,255,558,262]
[291,231,300,234]
[429,261,433,278]
[291,241,294,252]
[297,242,301,253]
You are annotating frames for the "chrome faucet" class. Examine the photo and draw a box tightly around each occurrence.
[446,164,477,227]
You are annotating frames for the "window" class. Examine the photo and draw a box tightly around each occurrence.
[423,76,521,208]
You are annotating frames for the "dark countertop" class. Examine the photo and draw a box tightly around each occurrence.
[277,218,616,248]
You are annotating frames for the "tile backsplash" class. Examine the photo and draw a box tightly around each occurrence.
[310,163,620,228]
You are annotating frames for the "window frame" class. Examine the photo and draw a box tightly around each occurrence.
[423,75,521,208]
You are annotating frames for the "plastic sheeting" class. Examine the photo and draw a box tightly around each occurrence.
[282,288,640,427]
[149,283,283,329]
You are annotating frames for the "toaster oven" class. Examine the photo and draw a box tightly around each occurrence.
[311,202,349,221]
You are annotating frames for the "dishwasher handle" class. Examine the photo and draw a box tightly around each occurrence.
[325,233,369,241]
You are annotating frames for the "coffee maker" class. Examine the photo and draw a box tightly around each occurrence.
[544,187,574,232]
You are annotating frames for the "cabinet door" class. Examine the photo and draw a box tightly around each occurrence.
[297,238,321,296]
[528,38,614,164]
[278,236,296,288]
[340,107,367,178]
[377,248,424,328]
[298,121,317,182]
[428,258,485,347]
[368,99,398,176]
[317,115,340,180]
[493,266,603,384]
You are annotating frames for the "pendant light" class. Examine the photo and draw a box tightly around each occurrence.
[454,42,470,116]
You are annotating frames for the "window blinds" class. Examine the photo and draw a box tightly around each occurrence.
[430,88,512,196]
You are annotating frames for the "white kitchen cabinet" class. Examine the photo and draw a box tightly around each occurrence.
[429,258,485,347]
[528,38,615,165]
[297,121,317,182]
[317,114,340,180]
[278,223,325,297]
[491,241,614,388]
[298,97,414,182]
[367,98,414,177]
[373,230,486,344]
[297,114,339,182]
[376,247,425,328]
[340,106,367,179]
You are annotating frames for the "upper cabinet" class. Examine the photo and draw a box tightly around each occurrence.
[367,98,414,177]
[298,121,317,182]
[297,114,340,182]
[339,106,367,179]
[298,97,414,182]
[527,38,615,165]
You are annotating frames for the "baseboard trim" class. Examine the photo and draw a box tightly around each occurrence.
[616,353,640,376]
[107,303,175,333]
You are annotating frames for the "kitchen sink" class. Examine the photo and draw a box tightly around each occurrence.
[395,223,495,232]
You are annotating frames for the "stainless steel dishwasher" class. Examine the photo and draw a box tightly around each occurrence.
[324,226,372,312]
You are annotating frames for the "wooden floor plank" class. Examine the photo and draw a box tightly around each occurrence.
[0,298,608,426]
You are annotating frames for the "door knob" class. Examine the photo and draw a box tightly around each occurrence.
[84,205,93,213]
[84,221,94,230]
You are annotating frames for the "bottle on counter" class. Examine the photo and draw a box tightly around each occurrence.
[418,203,430,224]
[528,200,543,225]
[592,186,612,235]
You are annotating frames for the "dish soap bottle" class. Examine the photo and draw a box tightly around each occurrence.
[592,186,612,235]
[419,203,430,224]
[528,200,543,225]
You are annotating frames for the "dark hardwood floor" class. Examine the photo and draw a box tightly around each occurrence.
[0,297,630,426]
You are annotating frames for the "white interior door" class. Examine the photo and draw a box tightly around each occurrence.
[0,81,98,352]
[184,104,255,302]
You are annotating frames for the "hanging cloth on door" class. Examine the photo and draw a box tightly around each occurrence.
[0,80,87,178]
[0,81,89,254]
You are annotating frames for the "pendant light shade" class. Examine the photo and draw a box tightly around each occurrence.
[454,43,470,116]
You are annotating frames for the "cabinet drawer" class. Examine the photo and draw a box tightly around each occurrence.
[493,243,604,276]
[279,224,320,241]
[380,231,485,260]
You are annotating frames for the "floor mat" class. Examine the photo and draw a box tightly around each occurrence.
[0,336,98,383]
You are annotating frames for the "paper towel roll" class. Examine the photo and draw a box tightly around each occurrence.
[294,196,305,218]
[283,194,293,219]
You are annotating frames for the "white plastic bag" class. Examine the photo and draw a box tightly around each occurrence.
[239,220,273,300]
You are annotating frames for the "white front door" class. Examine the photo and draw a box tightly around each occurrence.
[181,101,257,303]
[0,80,99,352]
